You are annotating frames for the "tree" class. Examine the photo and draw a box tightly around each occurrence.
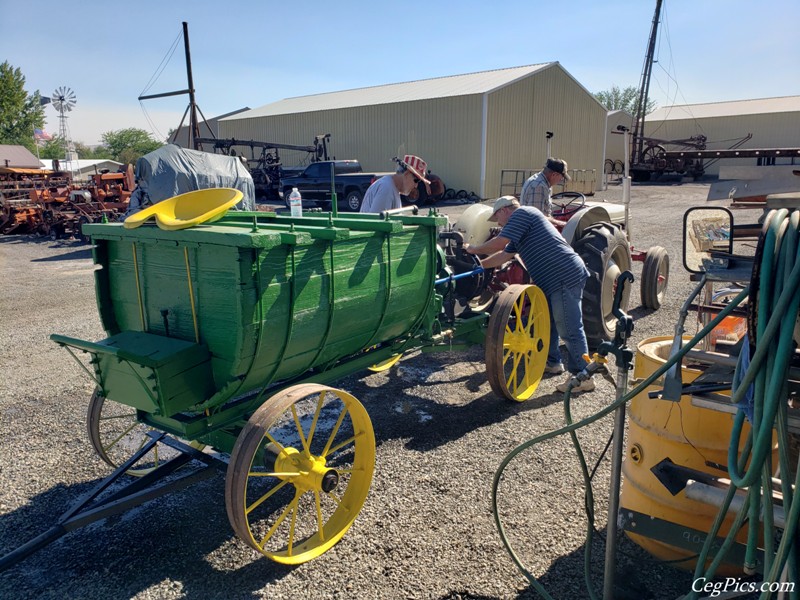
[88,145,114,160]
[0,61,46,152]
[594,85,657,115]
[38,136,65,159]
[101,128,163,164]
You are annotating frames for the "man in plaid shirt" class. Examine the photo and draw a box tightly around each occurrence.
[519,157,570,226]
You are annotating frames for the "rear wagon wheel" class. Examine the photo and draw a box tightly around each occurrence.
[225,384,375,564]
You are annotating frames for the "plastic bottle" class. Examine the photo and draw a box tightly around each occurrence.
[289,187,302,217]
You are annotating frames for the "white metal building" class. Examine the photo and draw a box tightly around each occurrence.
[39,158,123,181]
[218,64,608,199]
[643,96,800,176]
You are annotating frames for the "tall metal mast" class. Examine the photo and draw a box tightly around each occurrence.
[138,22,210,150]
[631,0,663,166]
[182,22,200,149]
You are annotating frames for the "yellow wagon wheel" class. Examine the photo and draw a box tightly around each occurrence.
[485,284,550,401]
[225,383,375,564]
[87,389,203,477]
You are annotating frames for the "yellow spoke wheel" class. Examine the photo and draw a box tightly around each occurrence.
[86,389,204,477]
[485,284,550,401]
[225,384,375,564]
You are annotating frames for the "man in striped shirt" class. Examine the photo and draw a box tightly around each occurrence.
[465,196,595,393]
[519,158,570,226]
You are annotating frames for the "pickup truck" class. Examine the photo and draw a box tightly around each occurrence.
[280,160,391,212]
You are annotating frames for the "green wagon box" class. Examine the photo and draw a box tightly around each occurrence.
[47,197,550,565]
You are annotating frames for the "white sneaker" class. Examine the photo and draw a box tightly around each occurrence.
[556,375,595,394]
[544,362,565,374]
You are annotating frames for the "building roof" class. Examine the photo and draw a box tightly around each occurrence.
[226,63,555,119]
[0,145,43,169]
[647,95,800,122]
[40,158,123,172]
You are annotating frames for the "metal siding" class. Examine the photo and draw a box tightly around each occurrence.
[485,66,606,197]
[643,112,800,175]
[605,111,635,164]
[232,64,552,118]
[219,96,484,194]
[647,96,800,121]
[219,64,606,198]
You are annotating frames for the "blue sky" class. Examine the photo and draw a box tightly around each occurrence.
[2,0,798,146]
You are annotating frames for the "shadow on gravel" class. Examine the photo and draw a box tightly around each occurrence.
[29,247,92,262]
[0,235,86,248]
[628,305,659,321]
[511,535,699,600]
[0,475,295,599]
[343,351,563,453]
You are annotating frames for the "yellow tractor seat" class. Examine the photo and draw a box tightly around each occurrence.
[124,188,244,231]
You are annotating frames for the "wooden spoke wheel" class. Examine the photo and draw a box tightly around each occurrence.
[485,284,550,401]
[87,389,202,477]
[640,246,670,309]
[225,384,375,564]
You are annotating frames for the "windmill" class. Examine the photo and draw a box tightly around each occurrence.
[52,86,77,167]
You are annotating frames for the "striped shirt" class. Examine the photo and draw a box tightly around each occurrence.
[500,207,589,296]
[519,171,552,216]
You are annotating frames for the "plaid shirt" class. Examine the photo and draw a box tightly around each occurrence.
[519,171,552,216]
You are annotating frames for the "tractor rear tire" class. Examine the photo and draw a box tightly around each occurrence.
[573,222,632,348]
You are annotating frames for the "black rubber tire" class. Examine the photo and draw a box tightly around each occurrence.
[573,223,632,348]
[283,188,293,208]
[640,246,669,310]
[77,216,91,244]
[345,189,362,211]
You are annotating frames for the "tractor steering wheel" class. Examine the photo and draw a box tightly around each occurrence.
[551,191,586,218]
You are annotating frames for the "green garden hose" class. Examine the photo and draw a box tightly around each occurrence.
[492,209,800,600]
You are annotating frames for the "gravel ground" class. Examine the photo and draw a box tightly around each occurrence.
[0,181,751,599]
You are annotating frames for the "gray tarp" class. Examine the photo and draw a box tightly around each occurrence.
[127,144,255,215]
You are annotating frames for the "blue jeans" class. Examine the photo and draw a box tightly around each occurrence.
[547,281,590,374]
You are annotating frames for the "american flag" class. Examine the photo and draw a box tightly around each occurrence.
[34,128,52,141]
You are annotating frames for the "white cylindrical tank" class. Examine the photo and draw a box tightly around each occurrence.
[453,204,494,245]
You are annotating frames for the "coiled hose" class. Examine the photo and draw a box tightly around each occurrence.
[492,208,800,600]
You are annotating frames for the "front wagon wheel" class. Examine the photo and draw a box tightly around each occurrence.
[225,384,375,564]
[87,389,203,477]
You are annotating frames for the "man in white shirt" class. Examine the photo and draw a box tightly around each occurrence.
[360,154,430,213]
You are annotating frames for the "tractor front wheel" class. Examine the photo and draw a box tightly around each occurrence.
[641,246,669,309]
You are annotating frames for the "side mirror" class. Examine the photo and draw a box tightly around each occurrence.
[682,207,734,273]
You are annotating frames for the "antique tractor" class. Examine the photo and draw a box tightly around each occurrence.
[450,194,670,348]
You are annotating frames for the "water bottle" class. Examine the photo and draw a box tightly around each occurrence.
[289,187,302,217]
